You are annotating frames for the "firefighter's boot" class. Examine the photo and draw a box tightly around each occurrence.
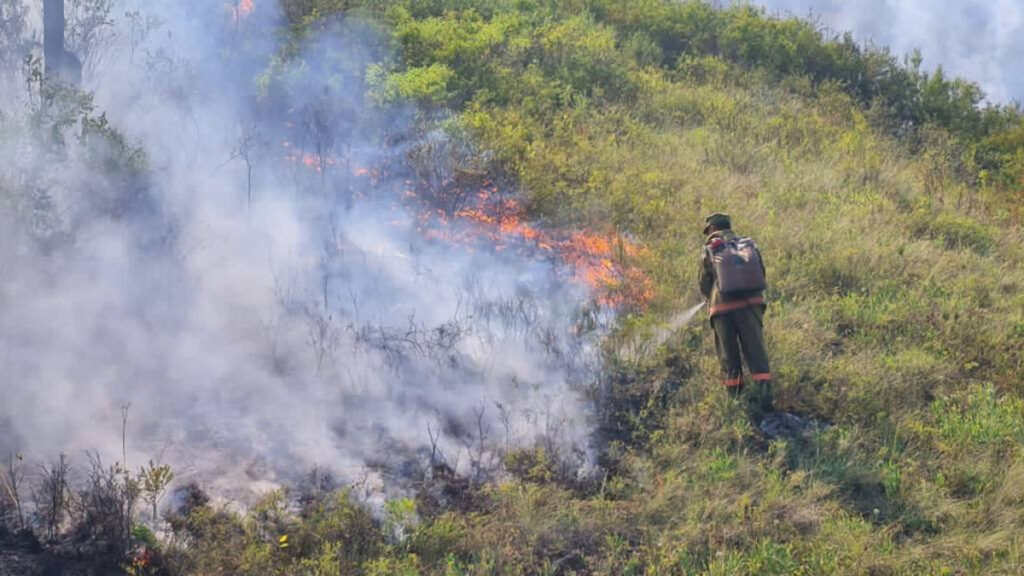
[758,380,775,413]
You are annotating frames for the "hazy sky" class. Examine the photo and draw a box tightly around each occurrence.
[751,0,1024,104]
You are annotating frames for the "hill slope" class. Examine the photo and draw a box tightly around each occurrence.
[4,1,1024,574]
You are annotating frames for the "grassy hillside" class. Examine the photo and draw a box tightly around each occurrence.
[6,1,1024,574]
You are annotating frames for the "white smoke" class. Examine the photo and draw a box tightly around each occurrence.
[751,0,1024,104]
[0,1,601,495]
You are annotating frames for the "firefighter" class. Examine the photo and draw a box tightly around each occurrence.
[698,213,774,411]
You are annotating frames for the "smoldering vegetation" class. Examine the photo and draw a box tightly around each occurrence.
[0,0,605,508]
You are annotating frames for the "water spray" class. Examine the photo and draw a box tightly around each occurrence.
[667,301,707,330]
[618,300,707,360]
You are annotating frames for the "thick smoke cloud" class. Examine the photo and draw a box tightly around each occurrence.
[751,0,1024,104]
[0,1,600,496]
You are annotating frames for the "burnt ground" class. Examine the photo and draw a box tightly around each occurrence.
[0,526,124,576]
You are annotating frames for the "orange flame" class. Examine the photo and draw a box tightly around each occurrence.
[279,142,653,309]
[407,180,653,310]
[238,0,254,16]
[232,0,254,22]
[285,152,337,173]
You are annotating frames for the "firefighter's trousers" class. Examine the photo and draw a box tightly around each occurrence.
[711,304,771,388]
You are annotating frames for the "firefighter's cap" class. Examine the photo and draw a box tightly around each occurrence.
[703,213,731,235]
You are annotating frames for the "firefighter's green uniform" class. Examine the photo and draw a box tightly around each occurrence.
[698,214,772,408]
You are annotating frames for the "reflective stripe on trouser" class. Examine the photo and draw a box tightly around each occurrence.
[712,305,771,386]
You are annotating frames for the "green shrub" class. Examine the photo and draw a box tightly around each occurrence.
[919,212,997,255]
